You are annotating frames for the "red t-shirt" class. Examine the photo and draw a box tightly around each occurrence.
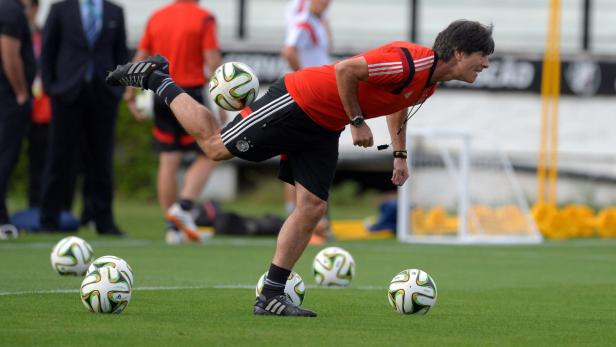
[139,2,219,87]
[284,41,438,131]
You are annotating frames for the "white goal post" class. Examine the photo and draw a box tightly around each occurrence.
[396,128,542,244]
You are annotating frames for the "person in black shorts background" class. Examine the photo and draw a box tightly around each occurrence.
[124,0,226,244]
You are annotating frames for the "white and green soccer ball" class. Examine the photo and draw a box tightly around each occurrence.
[387,268,437,315]
[135,89,154,118]
[313,247,356,287]
[255,271,305,306]
[50,236,94,276]
[87,255,134,287]
[209,61,259,111]
[81,266,132,314]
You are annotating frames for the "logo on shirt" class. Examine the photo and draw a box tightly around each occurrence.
[404,91,413,99]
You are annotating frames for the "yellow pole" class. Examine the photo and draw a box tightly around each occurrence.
[547,0,562,205]
[537,68,549,204]
[537,0,561,206]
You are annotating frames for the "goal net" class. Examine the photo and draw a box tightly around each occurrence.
[397,128,542,244]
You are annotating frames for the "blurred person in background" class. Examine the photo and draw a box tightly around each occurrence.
[25,0,51,210]
[285,0,332,46]
[285,0,308,29]
[124,0,226,244]
[0,0,35,237]
[25,0,78,211]
[107,19,493,316]
[283,0,332,71]
[5,0,81,233]
[40,0,128,236]
[282,0,333,245]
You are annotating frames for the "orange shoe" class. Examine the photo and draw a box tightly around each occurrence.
[309,219,329,245]
[165,203,201,242]
[309,233,327,245]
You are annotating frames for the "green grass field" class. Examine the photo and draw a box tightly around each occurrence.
[1,200,616,346]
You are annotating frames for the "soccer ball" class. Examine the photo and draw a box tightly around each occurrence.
[255,271,305,306]
[209,62,259,111]
[81,266,132,314]
[135,89,154,118]
[50,236,94,276]
[387,269,437,315]
[313,247,356,287]
[87,255,134,287]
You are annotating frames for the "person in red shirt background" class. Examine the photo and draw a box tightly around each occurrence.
[124,0,226,244]
[108,19,494,316]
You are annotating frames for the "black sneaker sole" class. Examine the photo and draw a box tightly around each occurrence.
[253,305,317,317]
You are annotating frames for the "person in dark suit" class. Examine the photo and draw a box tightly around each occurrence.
[40,0,129,236]
[0,0,35,237]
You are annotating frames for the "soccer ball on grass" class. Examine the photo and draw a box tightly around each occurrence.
[209,62,259,111]
[50,236,94,276]
[313,247,356,287]
[387,268,437,315]
[255,271,305,306]
[87,255,134,287]
[81,266,132,314]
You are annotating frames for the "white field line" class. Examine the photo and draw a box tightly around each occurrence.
[0,284,383,297]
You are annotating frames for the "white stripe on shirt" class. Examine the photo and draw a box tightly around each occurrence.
[414,55,434,63]
[367,62,403,68]
[369,69,404,76]
[414,61,434,69]
[368,65,403,73]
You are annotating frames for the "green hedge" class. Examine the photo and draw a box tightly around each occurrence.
[112,102,158,199]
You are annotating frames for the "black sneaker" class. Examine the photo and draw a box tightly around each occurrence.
[253,294,317,317]
[105,54,169,90]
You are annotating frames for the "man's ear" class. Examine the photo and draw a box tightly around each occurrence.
[453,49,464,62]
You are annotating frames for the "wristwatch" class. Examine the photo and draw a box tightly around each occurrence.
[350,115,365,127]
[393,150,408,159]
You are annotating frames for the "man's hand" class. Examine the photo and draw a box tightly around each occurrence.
[391,158,409,186]
[350,122,373,147]
[1,34,29,105]
[123,87,148,121]
[15,92,28,105]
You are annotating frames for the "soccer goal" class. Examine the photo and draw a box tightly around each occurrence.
[397,128,542,244]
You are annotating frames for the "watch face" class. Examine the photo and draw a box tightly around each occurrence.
[351,116,364,126]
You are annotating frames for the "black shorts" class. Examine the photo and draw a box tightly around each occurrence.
[221,79,341,201]
[153,86,205,153]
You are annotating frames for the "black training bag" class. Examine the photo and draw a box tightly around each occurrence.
[214,212,284,236]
